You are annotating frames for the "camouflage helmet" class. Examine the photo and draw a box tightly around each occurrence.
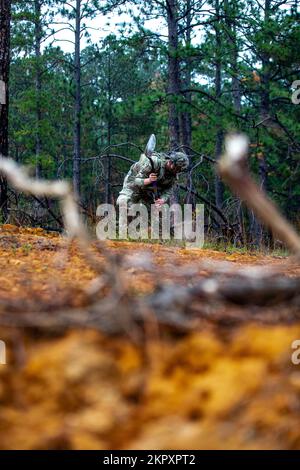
[166,151,189,171]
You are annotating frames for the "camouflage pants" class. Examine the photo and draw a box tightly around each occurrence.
[116,192,155,212]
[116,193,156,238]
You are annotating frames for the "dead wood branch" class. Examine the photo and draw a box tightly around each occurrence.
[0,269,299,335]
[218,134,300,254]
[0,153,123,292]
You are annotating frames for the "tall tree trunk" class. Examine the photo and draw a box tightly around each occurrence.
[180,0,192,153]
[224,0,241,114]
[224,0,244,243]
[181,0,194,205]
[105,51,112,204]
[214,0,224,211]
[0,0,11,221]
[73,0,81,196]
[214,129,224,210]
[34,0,42,179]
[166,0,180,150]
[253,0,271,247]
[259,0,271,182]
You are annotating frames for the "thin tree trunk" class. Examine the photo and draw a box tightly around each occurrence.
[259,0,271,195]
[224,0,244,243]
[253,0,271,247]
[214,0,224,211]
[181,0,194,205]
[73,0,81,196]
[166,0,180,149]
[180,0,192,152]
[214,130,224,210]
[34,0,42,179]
[105,51,112,204]
[0,0,11,221]
[224,0,241,114]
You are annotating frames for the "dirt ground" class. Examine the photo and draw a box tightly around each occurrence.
[0,224,300,450]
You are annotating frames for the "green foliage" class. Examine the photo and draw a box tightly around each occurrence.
[7,0,300,237]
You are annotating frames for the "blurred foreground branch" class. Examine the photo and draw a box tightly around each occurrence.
[0,153,124,296]
[218,135,300,254]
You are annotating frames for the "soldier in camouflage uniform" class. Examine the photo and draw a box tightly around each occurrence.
[116,150,189,210]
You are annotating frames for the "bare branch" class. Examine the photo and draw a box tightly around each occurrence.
[218,134,300,254]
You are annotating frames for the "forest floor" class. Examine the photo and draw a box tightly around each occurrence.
[0,224,300,450]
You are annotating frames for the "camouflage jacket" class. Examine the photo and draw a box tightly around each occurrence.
[118,152,177,203]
